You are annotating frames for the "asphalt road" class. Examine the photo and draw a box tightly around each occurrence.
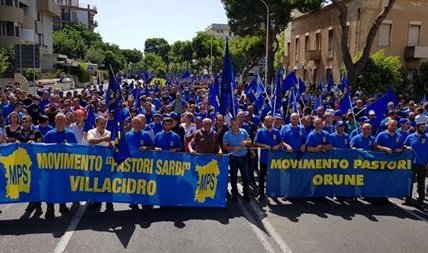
[1,184,427,253]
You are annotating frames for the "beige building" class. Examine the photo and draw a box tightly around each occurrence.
[53,0,97,31]
[0,0,60,54]
[205,23,233,38]
[284,0,428,85]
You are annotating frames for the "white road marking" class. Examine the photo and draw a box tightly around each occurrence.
[53,202,88,253]
[238,202,277,253]
[236,183,293,253]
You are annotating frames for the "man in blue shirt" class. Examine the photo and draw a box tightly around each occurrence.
[350,123,375,151]
[374,119,405,154]
[126,117,154,210]
[330,121,350,148]
[154,117,182,152]
[404,115,428,209]
[148,112,163,135]
[306,117,333,153]
[254,115,290,201]
[222,118,252,202]
[280,113,307,153]
[126,117,153,154]
[373,119,404,204]
[44,113,77,219]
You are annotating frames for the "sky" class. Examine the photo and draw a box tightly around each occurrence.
[87,0,228,51]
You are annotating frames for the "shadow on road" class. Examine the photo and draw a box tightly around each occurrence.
[264,197,427,222]
[0,200,253,248]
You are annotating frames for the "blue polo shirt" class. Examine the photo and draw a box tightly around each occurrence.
[349,128,360,139]
[397,129,409,141]
[223,128,249,157]
[404,133,428,166]
[126,130,153,154]
[375,130,404,150]
[306,130,331,147]
[148,122,163,135]
[280,124,307,152]
[350,134,375,150]
[44,128,78,144]
[254,128,282,164]
[330,132,350,148]
[154,131,182,151]
[37,125,54,137]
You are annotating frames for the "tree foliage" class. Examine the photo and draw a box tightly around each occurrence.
[221,0,297,83]
[356,50,403,94]
[0,47,15,77]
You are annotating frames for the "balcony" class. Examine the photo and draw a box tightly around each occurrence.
[405,46,428,59]
[38,0,61,17]
[0,6,24,23]
[305,50,321,61]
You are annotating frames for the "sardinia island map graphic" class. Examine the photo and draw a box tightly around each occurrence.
[194,159,220,203]
[0,147,32,199]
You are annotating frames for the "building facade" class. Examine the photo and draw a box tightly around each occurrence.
[0,0,60,54]
[284,0,428,85]
[205,23,233,38]
[53,0,97,31]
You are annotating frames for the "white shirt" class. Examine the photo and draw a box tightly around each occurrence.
[87,128,111,147]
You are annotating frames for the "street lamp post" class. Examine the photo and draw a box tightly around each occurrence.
[258,0,269,89]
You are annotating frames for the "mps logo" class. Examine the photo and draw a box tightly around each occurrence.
[0,147,32,199]
[194,159,220,203]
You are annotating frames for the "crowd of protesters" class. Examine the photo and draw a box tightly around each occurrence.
[0,75,427,218]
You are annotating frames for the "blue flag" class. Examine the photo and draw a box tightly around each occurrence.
[292,88,298,113]
[83,104,96,132]
[106,73,123,140]
[208,75,220,113]
[220,38,236,117]
[422,94,427,104]
[273,67,284,113]
[298,78,306,95]
[313,96,322,113]
[180,70,191,79]
[245,78,258,102]
[326,73,334,92]
[254,72,265,110]
[340,75,348,92]
[339,92,351,114]
[134,87,141,112]
[365,87,398,118]
[282,71,297,92]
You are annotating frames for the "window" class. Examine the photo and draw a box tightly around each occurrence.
[408,24,421,47]
[328,29,334,51]
[287,42,291,56]
[378,23,392,47]
[295,37,300,62]
[14,22,19,37]
[328,29,334,58]
[305,35,310,51]
[38,33,45,46]
[315,32,321,51]
[6,22,14,36]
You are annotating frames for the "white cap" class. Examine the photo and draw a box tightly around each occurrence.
[415,115,428,125]
[368,110,376,115]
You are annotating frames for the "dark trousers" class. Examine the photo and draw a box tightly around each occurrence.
[409,164,427,203]
[229,155,250,197]
[259,163,267,196]
[248,152,258,183]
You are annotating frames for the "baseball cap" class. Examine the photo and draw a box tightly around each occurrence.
[336,121,346,127]
[399,118,410,125]
[358,116,368,123]
[415,115,428,125]
[368,110,376,116]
